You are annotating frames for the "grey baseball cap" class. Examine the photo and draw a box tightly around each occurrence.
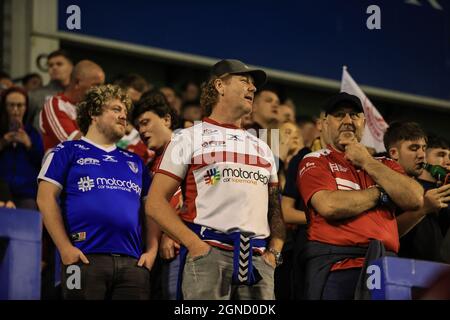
[210,59,267,90]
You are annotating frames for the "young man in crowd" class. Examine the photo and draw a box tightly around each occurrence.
[384,122,450,262]
[37,84,158,299]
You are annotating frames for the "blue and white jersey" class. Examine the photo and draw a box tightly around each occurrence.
[38,137,151,259]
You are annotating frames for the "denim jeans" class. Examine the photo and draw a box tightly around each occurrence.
[182,246,275,300]
[61,254,150,300]
[161,255,180,300]
[321,268,361,300]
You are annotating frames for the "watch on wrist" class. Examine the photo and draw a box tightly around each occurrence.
[268,248,283,267]
[375,185,393,208]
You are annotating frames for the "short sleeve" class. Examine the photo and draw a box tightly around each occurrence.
[38,142,73,189]
[297,156,337,206]
[157,129,193,181]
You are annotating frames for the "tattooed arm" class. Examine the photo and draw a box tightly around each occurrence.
[263,184,286,267]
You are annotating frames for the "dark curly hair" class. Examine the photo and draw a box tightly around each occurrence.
[76,84,132,134]
[133,89,179,130]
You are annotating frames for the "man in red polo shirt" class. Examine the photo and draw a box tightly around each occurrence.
[297,92,423,300]
[40,60,104,153]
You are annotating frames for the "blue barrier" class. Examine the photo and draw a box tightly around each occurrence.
[369,257,450,300]
[0,208,42,300]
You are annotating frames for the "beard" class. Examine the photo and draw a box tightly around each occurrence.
[97,121,125,143]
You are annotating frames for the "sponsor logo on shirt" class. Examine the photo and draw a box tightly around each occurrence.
[76,157,100,166]
[202,128,219,136]
[77,176,95,192]
[299,162,317,177]
[102,155,118,162]
[127,161,139,174]
[202,140,226,148]
[227,134,243,142]
[329,162,349,173]
[74,143,90,150]
[204,167,269,186]
[77,176,142,195]
[204,168,221,185]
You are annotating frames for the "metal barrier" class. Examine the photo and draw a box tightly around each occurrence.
[0,208,42,300]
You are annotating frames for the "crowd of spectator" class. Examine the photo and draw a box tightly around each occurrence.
[0,49,449,300]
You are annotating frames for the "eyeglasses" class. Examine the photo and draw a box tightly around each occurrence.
[6,102,26,109]
[329,111,363,120]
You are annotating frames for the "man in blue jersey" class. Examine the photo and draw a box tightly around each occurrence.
[37,84,159,300]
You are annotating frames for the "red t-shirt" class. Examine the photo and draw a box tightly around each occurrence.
[297,147,405,270]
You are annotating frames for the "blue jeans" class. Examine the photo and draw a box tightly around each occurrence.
[321,268,361,300]
[161,255,180,300]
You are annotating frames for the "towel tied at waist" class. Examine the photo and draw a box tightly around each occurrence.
[176,222,268,299]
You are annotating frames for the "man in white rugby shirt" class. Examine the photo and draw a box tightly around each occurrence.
[147,59,285,300]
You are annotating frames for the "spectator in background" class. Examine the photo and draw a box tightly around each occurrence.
[0,71,14,94]
[180,81,200,103]
[282,112,330,300]
[246,88,280,132]
[113,73,150,103]
[181,100,203,128]
[241,112,253,128]
[297,115,319,149]
[133,90,182,300]
[279,103,296,124]
[279,122,303,170]
[274,121,304,300]
[245,88,281,155]
[114,73,153,163]
[22,73,43,92]
[160,86,181,115]
[40,60,104,153]
[27,50,74,130]
[310,112,327,151]
[384,123,450,262]
[0,87,43,210]
[297,93,423,300]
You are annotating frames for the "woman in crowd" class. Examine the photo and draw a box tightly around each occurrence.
[0,87,43,210]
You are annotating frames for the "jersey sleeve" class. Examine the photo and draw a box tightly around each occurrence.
[267,149,279,186]
[297,155,337,207]
[38,142,73,189]
[156,129,193,181]
[43,97,80,142]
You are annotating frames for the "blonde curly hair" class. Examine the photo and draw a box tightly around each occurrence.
[77,84,132,134]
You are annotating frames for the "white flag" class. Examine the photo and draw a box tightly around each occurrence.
[340,67,388,153]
